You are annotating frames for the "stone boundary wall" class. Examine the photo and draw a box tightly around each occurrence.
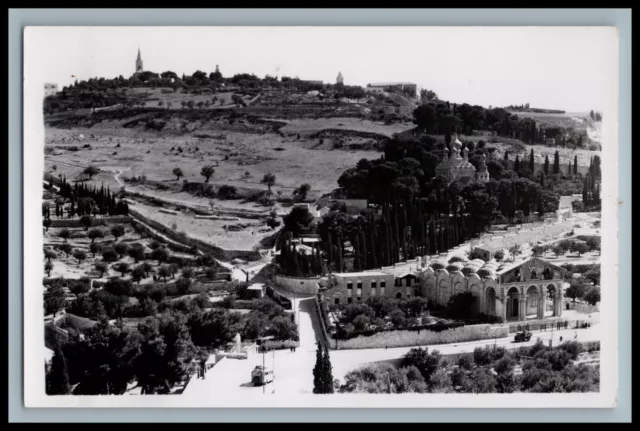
[49,216,133,229]
[314,295,332,349]
[128,208,261,262]
[274,274,321,296]
[334,324,509,350]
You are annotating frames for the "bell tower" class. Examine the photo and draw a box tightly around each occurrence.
[135,48,144,74]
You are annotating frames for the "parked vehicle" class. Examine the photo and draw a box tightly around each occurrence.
[514,331,533,343]
[251,365,274,386]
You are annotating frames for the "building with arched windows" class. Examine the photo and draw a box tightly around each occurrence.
[419,256,566,322]
[434,135,489,183]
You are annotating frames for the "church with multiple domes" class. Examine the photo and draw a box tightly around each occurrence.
[434,135,490,183]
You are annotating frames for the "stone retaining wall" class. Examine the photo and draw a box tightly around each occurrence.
[334,324,509,350]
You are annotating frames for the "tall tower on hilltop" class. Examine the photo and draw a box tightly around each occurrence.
[336,71,344,85]
[135,48,144,74]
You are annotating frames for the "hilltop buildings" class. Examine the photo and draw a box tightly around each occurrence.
[366,82,417,98]
[135,48,144,74]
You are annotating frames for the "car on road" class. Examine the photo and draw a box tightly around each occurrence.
[251,365,274,386]
[514,331,533,343]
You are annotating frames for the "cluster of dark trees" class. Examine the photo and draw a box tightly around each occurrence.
[46,292,298,395]
[340,341,599,394]
[589,110,603,122]
[412,101,586,146]
[275,238,323,277]
[52,175,129,217]
[582,156,602,208]
[274,135,563,276]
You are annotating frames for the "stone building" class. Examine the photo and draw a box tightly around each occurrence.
[366,82,417,98]
[419,256,565,322]
[323,266,421,305]
[434,135,479,183]
[135,48,144,74]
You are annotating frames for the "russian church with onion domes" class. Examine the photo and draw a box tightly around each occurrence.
[434,134,490,184]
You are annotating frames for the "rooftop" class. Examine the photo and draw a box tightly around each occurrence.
[368,82,416,86]
[333,271,390,278]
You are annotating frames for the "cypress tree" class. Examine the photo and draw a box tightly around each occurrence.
[529,148,535,173]
[327,233,333,271]
[46,346,70,395]
[312,344,325,394]
[568,161,572,176]
[322,347,334,393]
[540,172,545,187]
[553,151,560,174]
[544,155,550,174]
[504,151,509,161]
[353,235,361,271]
[573,155,578,174]
[514,155,520,173]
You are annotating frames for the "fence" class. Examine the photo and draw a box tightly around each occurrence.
[273,274,321,296]
[508,318,592,334]
[333,323,509,350]
[49,216,133,229]
[128,208,261,261]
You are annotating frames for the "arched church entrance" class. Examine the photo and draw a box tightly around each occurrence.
[526,285,539,318]
[506,287,520,320]
[484,287,496,317]
[545,284,557,317]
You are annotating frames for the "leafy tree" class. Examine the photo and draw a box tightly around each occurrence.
[200,165,215,183]
[473,346,493,366]
[83,165,100,180]
[457,354,474,370]
[110,225,125,240]
[114,262,131,277]
[293,183,311,201]
[429,368,453,393]
[462,367,497,393]
[572,242,589,256]
[158,265,172,282]
[44,283,66,316]
[152,247,170,264]
[58,228,71,243]
[261,173,276,194]
[46,346,71,395]
[58,243,72,258]
[88,228,104,243]
[552,245,565,257]
[95,262,108,277]
[102,248,118,262]
[131,266,146,283]
[44,261,54,277]
[44,249,57,262]
[583,286,600,305]
[181,266,195,279]
[80,215,92,230]
[127,244,145,263]
[89,242,102,258]
[282,206,314,235]
[173,167,184,181]
[114,242,130,258]
[73,250,87,265]
[494,250,505,261]
[400,347,441,384]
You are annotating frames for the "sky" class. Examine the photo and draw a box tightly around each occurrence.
[26,26,618,113]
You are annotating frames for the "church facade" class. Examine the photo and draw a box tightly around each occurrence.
[419,256,565,322]
[434,135,490,184]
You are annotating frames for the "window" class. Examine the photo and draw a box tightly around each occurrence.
[371,281,377,288]
[347,282,353,290]
[380,281,386,288]
[300,281,305,285]
[357,296,362,302]
[371,288,376,297]
[357,281,362,289]
[396,292,402,299]
[395,279,401,287]
[406,277,412,287]
[347,298,353,304]
[380,287,386,296]
[334,297,340,305]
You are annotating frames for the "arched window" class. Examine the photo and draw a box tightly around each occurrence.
[396,292,402,299]
[530,270,537,280]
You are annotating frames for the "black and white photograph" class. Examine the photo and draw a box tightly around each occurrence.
[23,25,619,408]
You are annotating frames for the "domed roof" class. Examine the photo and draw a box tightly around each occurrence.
[446,262,464,273]
[431,259,447,270]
